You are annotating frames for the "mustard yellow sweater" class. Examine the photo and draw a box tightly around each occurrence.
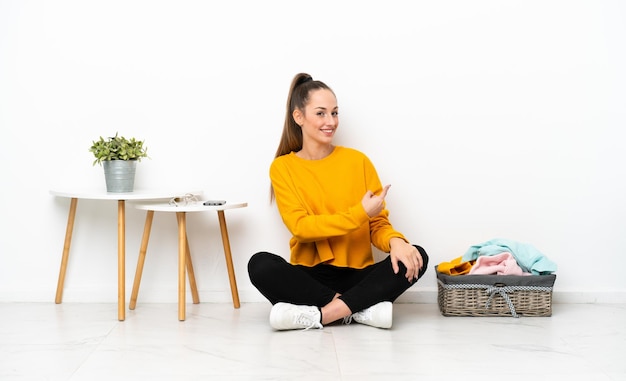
[270,146,406,268]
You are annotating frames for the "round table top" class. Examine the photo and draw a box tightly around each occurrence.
[49,189,203,201]
[133,201,248,212]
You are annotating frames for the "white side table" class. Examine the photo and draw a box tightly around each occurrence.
[49,189,201,321]
[130,201,248,321]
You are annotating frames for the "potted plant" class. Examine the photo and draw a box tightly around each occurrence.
[89,133,149,192]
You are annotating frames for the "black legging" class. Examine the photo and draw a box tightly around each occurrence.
[247,245,429,313]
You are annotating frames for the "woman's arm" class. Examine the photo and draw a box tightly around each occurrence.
[270,161,370,242]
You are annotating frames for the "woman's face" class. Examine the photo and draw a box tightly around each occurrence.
[294,88,338,146]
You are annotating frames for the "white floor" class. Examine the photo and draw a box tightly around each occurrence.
[0,302,624,381]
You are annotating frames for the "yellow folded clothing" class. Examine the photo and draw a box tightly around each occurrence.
[437,256,475,275]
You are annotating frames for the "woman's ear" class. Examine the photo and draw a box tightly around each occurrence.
[292,109,303,126]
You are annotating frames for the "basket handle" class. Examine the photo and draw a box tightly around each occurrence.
[485,285,518,317]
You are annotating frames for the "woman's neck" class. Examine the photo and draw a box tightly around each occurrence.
[297,144,335,160]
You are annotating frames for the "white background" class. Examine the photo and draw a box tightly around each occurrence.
[1,0,624,304]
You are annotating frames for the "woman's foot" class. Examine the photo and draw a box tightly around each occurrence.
[344,301,393,329]
[269,302,323,330]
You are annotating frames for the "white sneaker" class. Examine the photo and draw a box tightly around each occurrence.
[344,301,393,329]
[269,302,323,331]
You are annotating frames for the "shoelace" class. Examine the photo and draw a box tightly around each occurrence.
[343,308,370,325]
[294,313,323,330]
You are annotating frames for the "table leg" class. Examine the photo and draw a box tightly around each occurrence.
[185,235,200,304]
[217,210,240,309]
[55,197,78,304]
[177,212,187,321]
[130,210,154,310]
[118,200,126,321]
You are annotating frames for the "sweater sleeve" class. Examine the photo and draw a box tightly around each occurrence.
[362,156,408,252]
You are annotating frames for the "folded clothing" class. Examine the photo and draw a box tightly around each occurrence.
[462,238,557,275]
[437,256,474,275]
[468,252,530,276]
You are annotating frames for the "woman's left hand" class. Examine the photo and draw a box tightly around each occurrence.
[389,238,423,282]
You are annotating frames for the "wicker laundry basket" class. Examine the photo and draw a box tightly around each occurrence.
[436,267,556,317]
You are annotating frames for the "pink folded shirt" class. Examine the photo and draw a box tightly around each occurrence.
[468,252,530,276]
